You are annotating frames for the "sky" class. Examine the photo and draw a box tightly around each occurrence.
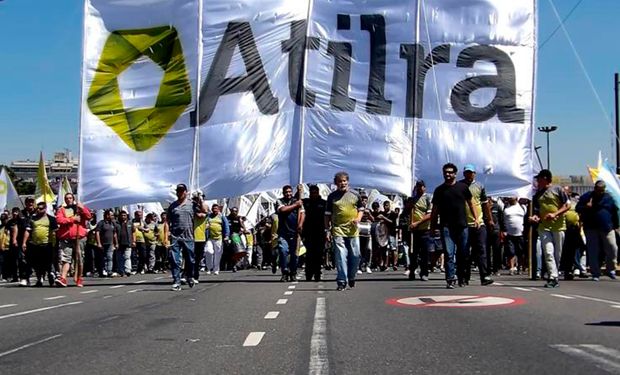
[0,0,618,177]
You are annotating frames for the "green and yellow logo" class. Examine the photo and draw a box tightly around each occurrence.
[87,26,191,152]
[0,180,7,195]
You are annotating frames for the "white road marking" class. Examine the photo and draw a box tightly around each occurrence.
[293,281,299,284]
[513,287,532,292]
[530,288,544,292]
[569,294,620,306]
[493,282,504,286]
[127,289,142,293]
[134,280,147,284]
[552,344,620,373]
[611,305,620,309]
[0,302,83,320]
[243,332,265,347]
[309,297,328,375]
[0,304,17,309]
[44,296,65,301]
[264,311,279,319]
[288,286,296,289]
[276,299,288,305]
[100,315,120,322]
[0,334,63,358]
[80,290,98,294]
[109,285,125,289]
[284,291,293,296]
[103,295,112,299]
[551,294,575,299]
[318,291,324,295]
[154,276,165,280]
[580,344,620,359]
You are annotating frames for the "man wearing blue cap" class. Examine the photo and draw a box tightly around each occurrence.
[460,164,494,286]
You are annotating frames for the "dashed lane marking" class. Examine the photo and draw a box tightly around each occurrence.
[0,334,63,358]
[551,294,575,299]
[127,289,142,293]
[0,302,83,320]
[493,282,504,286]
[284,291,293,296]
[288,286,296,289]
[109,285,125,289]
[513,287,532,292]
[80,290,98,294]
[309,297,328,375]
[569,294,620,306]
[611,305,620,309]
[44,296,66,301]
[276,299,288,305]
[264,311,279,319]
[243,332,265,347]
[552,344,620,373]
[530,288,544,292]
[0,304,17,309]
[134,280,147,284]
[103,295,112,299]
[154,276,165,280]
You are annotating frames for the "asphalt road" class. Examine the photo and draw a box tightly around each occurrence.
[0,269,619,375]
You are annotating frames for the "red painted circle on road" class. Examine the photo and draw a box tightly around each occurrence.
[386,295,526,308]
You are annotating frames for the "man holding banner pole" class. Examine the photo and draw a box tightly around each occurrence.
[55,193,92,287]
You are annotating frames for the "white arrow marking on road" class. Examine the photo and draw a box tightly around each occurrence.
[264,311,279,319]
[284,291,293,296]
[0,304,17,309]
[243,332,265,347]
[277,299,288,305]
[0,334,63,358]
[44,296,66,301]
[0,302,83,320]
[550,294,575,299]
[309,297,328,375]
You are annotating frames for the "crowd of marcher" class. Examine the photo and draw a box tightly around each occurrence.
[0,165,617,291]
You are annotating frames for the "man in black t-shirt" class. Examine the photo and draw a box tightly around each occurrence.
[276,185,305,282]
[302,185,325,281]
[430,163,479,289]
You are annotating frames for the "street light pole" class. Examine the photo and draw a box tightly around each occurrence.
[537,126,558,170]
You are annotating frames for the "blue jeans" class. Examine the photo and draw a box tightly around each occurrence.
[103,244,114,274]
[169,238,195,284]
[278,236,298,275]
[333,236,360,286]
[441,227,469,282]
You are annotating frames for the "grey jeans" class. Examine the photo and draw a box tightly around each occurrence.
[585,229,618,277]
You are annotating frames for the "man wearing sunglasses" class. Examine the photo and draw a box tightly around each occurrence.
[22,202,58,287]
[430,163,482,289]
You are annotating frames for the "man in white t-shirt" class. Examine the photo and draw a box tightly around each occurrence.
[502,197,527,275]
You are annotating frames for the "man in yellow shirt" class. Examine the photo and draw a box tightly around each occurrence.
[325,171,364,291]
[22,202,58,287]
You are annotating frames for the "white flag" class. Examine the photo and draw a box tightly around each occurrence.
[0,167,22,211]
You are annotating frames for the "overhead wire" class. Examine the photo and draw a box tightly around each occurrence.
[538,0,584,50]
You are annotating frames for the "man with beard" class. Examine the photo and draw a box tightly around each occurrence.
[22,201,58,287]
[276,185,305,282]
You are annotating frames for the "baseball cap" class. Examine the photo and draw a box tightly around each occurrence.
[176,183,188,191]
[534,169,552,180]
[463,164,476,173]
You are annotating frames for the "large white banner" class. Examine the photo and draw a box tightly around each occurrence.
[80,0,535,208]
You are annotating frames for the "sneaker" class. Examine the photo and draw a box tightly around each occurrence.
[55,277,68,287]
[85,272,93,277]
[271,263,277,274]
[446,282,455,289]
[171,283,181,291]
[356,270,363,275]
[232,266,237,273]
[509,267,516,276]
[421,275,429,281]
[131,271,137,275]
[18,279,28,287]
[140,270,145,275]
[206,270,212,275]
[280,275,287,282]
[76,279,84,288]
[214,271,219,275]
[47,273,56,287]
[544,278,559,288]
[404,270,411,277]
[608,271,617,280]
[573,269,580,277]
[200,267,206,272]
[191,278,199,284]
[111,272,119,277]
[392,266,398,271]
[336,285,345,291]
[481,277,494,286]
[592,276,600,282]
[365,267,372,274]
[180,278,187,285]
[102,270,108,277]
[348,280,356,288]
[188,278,195,288]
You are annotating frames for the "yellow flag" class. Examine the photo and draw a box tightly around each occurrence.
[35,152,56,204]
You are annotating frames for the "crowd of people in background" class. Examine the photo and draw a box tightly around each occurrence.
[0,165,617,291]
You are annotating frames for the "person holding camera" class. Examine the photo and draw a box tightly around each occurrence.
[55,193,92,287]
